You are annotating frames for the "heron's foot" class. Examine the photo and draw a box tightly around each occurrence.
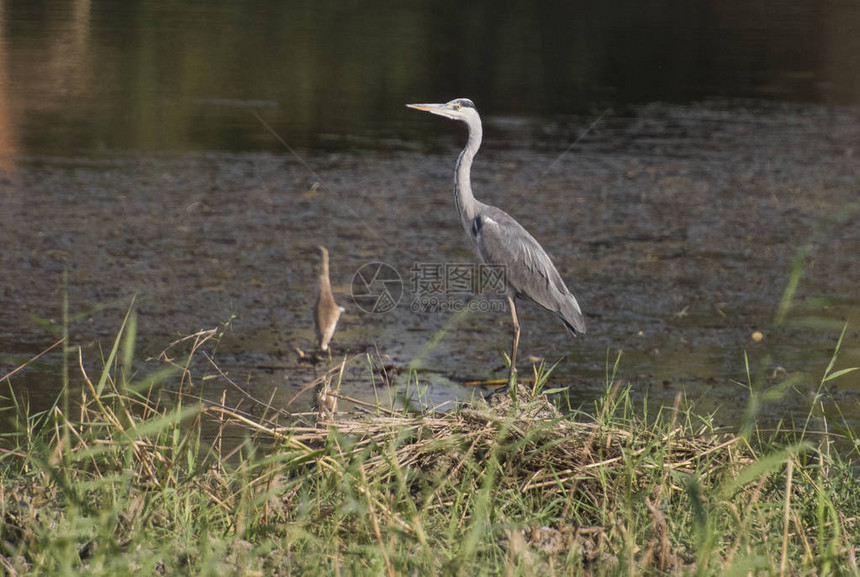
[482,366,518,402]
[485,367,517,398]
[485,383,508,399]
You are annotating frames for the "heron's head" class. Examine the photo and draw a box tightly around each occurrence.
[407,98,478,122]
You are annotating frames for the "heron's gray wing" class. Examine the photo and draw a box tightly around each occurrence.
[474,207,586,334]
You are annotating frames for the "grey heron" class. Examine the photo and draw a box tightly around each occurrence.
[313,245,344,354]
[407,98,586,392]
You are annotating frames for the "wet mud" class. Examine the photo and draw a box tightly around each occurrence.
[1,100,859,429]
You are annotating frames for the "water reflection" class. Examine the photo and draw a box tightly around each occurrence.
[0,1,858,155]
[0,4,17,171]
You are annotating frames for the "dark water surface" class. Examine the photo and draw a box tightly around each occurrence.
[1,1,859,431]
[2,0,859,154]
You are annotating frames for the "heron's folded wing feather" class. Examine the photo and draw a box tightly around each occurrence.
[476,207,585,333]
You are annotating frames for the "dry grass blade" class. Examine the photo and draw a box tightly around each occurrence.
[0,338,65,384]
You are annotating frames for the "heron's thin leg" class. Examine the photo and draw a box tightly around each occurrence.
[507,296,520,390]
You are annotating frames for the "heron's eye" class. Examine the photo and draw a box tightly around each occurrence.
[454,103,462,110]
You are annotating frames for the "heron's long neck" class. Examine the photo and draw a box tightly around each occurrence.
[454,119,482,232]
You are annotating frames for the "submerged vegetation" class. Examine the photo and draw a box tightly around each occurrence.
[1,303,858,576]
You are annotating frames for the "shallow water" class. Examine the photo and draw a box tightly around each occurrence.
[1,2,860,432]
[2,100,859,431]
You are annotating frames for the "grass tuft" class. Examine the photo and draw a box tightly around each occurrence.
[1,308,859,575]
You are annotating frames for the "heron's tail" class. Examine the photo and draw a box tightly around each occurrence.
[557,293,586,335]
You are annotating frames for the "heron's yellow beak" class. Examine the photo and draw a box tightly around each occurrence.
[406,103,435,110]
[407,103,460,122]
